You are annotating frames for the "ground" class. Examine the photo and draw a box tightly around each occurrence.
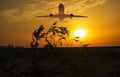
[0,47,120,77]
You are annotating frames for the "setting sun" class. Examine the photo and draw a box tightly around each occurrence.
[73,29,87,38]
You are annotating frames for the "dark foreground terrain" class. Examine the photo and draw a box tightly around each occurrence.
[0,47,120,77]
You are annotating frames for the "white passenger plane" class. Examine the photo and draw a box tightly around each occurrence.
[36,3,88,21]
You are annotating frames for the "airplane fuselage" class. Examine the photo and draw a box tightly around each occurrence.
[57,3,68,21]
[59,3,64,15]
[36,3,87,21]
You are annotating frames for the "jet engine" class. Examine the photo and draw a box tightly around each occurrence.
[70,14,73,18]
[50,14,53,17]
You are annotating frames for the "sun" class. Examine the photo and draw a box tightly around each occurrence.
[73,29,87,38]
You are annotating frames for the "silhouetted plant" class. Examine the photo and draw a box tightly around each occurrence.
[68,36,89,47]
[31,25,45,48]
[8,42,14,48]
[31,22,89,48]
[45,22,69,47]
[31,22,69,48]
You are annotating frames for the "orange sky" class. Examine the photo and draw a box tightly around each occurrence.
[0,0,120,47]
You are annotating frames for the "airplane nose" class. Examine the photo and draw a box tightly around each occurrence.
[59,3,63,5]
[59,3,64,7]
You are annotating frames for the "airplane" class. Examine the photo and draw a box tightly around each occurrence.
[36,3,88,21]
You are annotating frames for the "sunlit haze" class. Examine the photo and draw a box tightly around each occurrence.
[73,29,87,38]
[0,0,120,47]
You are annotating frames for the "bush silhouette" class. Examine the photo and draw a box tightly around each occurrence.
[31,22,89,48]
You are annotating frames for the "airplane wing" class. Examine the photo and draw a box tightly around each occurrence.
[36,15,50,17]
[36,14,58,18]
[64,14,88,18]
[72,15,88,18]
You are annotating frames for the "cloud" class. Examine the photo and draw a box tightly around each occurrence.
[0,8,19,17]
[0,0,107,23]
[82,0,107,9]
[65,0,107,13]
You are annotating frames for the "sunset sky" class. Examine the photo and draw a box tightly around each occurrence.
[0,0,120,47]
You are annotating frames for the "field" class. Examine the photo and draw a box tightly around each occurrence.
[0,47,120,77]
